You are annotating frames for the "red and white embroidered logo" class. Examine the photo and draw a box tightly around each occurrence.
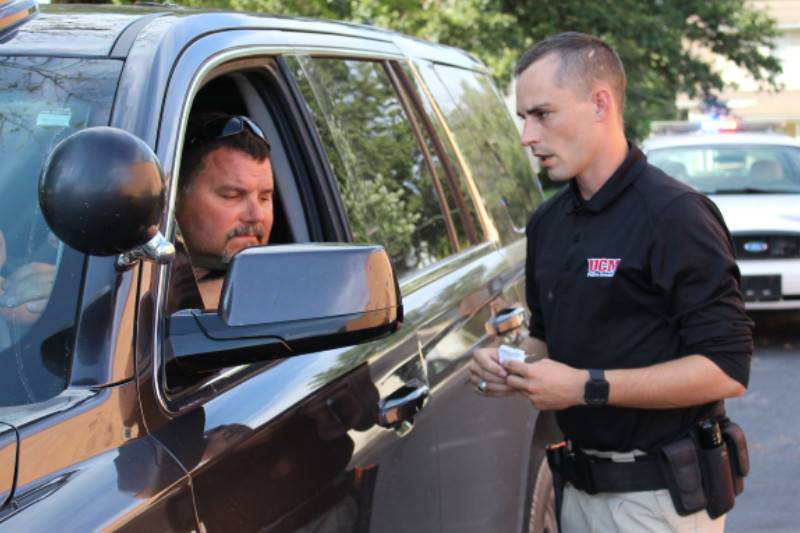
[586,258,621,278]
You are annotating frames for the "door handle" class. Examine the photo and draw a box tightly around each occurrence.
[485,306,527,336]
[378,381,430,431]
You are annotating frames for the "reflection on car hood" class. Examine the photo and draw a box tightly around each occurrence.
[709,194,800,233]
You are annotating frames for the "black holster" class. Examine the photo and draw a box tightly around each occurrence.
[658,403,750,518]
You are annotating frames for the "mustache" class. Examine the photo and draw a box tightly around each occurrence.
[226,224,266,242]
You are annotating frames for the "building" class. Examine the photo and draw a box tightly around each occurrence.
[679,0,800,137]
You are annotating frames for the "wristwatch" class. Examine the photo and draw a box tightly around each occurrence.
[584,369,609,407]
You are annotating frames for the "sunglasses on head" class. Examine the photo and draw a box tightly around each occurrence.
[188,115,270,150]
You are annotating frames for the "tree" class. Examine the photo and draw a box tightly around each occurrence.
[498,0,782,139]
[138,0,780,141]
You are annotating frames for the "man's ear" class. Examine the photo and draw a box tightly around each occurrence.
[591,87,614,122]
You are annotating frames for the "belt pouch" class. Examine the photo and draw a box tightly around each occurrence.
[658,436,706,516]
[721,421,749,495]
[700,443,736,518]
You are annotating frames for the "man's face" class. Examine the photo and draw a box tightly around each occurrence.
[177,146,273,267]
[516,54,600,182]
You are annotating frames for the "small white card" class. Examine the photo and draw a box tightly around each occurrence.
[498,344,526,364]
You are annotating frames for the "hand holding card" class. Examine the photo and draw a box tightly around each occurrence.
[498,344,526,365]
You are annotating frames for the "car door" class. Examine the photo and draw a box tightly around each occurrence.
[133,30,443,532]
[287,51,549,532]
[401,58,557,532]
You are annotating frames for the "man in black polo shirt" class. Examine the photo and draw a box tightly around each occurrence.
[469,32,752,532]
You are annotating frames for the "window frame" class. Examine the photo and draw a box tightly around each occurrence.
[146,34,499,416]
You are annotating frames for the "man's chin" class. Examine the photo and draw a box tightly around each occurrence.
[223,240,265,262]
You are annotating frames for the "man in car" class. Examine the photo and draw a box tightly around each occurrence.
[469,32,753,531]
[0,230,54,327]
[175,113,274,309]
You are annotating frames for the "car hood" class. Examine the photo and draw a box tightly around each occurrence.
[709,194,800,233]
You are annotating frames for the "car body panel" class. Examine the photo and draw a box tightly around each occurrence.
[0,382,197,531]
[0,423,17,509]
[711,195,800,234]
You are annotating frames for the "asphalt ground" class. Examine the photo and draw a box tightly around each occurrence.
[725,311,800,533]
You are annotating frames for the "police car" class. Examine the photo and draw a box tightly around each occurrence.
[644,129,800,310]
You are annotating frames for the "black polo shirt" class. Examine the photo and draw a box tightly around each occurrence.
[526,145,753,452]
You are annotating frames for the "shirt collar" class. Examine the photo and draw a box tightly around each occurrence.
[567,143,647,214]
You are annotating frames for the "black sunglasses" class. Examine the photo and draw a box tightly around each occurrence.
[188,115,270,150]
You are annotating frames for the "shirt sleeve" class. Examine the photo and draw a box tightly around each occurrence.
[525,213,546,341]
[650,193,753,387]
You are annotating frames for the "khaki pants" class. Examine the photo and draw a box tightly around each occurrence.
[561,484,726,533]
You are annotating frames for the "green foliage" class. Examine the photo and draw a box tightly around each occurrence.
[498,0,782,139]
[129,0,781,141]
[286,56,454,274]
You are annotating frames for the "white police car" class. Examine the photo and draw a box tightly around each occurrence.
[644,132,800,310]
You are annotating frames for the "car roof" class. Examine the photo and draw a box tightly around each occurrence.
[0,4,484,70]
[643,132,800,151]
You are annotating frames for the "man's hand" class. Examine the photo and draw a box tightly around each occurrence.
[0,263,56,325]
[468,347,515,397]
[503,358,587,411]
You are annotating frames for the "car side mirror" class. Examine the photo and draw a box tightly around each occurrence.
[167,244,403,370]
[38,126,174,267]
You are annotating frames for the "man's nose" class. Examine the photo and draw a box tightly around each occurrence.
[520,120,541,147]
[242,196,266,222]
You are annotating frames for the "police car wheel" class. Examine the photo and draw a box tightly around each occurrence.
[524,447,558,533]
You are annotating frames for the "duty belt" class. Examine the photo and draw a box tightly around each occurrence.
[558,448,667,494]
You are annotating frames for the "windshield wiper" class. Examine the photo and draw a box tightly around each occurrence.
[710,187,800,195]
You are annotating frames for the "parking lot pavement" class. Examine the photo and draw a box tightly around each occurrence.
[725,312,800,533]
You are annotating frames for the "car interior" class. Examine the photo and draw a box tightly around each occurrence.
[167,61,329,313]
[164,59,337,393]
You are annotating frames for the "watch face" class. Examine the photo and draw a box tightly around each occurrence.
[585,376,609,407]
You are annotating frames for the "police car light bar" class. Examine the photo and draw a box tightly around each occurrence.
[0,0,38,43]
[650,119,786,137]
[700,117,739,133]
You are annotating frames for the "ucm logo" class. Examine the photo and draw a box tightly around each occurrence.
[587,258,621,278]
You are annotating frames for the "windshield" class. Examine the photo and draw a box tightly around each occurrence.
[0,56,121,407]
[649,144,800,194]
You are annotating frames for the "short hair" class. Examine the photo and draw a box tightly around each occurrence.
[515,32,626,113]
[179,112,270,192]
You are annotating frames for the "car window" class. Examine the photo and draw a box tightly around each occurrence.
[0,56,121,407]
[649,144,800,194]
[395,63,484,246]
[286,56,463,279]
[416,62,543,242]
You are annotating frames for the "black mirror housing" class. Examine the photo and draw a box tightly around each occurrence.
[168,244,403,370]
[39,126,166,256]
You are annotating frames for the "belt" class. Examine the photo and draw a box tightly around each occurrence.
[560,449,667,494]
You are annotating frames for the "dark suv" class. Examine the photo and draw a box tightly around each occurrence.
[0,2,558,531]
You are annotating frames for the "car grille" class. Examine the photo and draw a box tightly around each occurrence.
[733,234,800,259]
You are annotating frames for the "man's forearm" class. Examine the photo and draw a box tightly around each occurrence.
[606,355,746,409]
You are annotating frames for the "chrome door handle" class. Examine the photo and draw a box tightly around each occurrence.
[378,381,430,431]
[485,306,527,336]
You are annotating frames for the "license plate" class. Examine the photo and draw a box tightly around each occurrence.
[741,275,781,302]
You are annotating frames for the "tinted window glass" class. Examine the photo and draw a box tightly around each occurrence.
[287,56,458,278]
[397,63,482,247]
[0,56,120,406]
[418,61,543,242]
[649,144,800,194]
